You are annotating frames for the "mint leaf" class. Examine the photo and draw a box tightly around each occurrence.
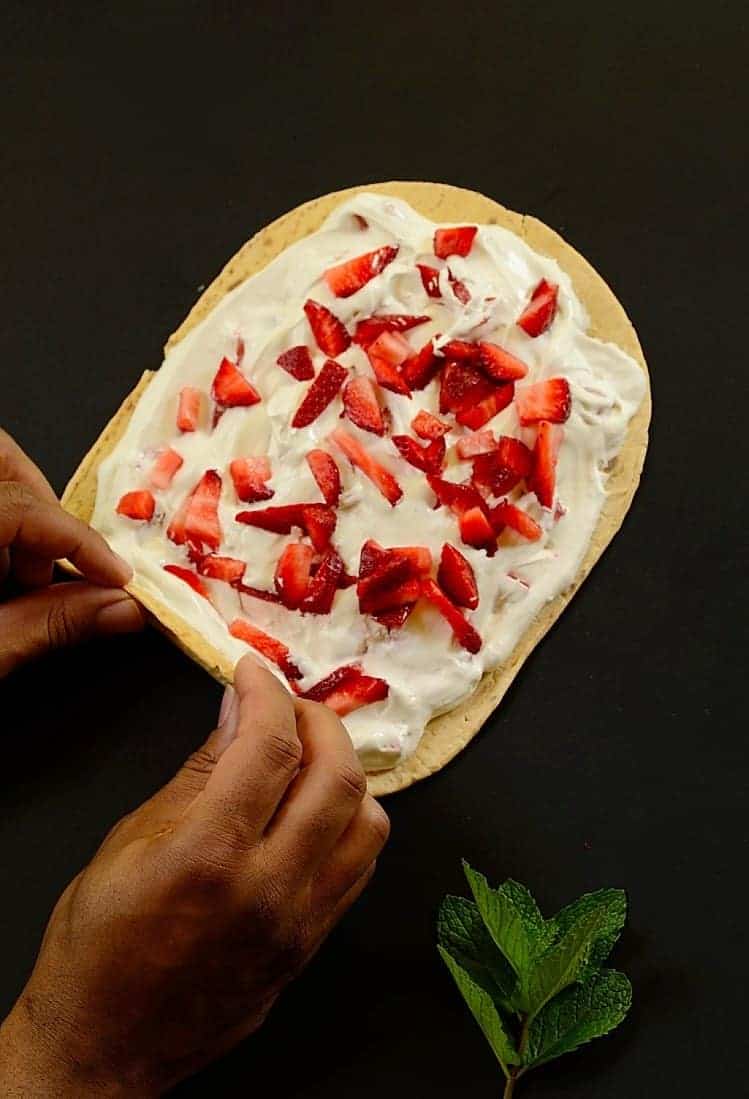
[438,895,517,1011]
[524,905,608,1021]
[523,969,632,1067]
[438,946,521,1076]
[463,862,538,983]
[498,879,554,955]
[548,889,626,981]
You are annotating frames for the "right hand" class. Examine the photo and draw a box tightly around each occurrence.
[0,655,390,1097]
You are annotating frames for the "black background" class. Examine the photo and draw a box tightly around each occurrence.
[1,3,746,1096]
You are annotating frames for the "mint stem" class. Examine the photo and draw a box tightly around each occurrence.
[503,1071,518,1098]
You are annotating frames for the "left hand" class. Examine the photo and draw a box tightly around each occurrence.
[0,427,144,677]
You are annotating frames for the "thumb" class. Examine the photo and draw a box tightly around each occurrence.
[0,581,144,678]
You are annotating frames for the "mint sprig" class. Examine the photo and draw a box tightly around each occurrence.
[438,862,632,1097]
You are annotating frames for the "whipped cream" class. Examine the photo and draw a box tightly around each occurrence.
[92,193,646,771]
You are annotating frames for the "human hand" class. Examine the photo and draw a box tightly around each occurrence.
[0,427,143,677]
[0,655,389,1097]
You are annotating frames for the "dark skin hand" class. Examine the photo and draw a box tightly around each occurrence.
[0,430,391,1095]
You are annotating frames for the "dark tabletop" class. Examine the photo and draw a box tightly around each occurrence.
[1,3,746,1096]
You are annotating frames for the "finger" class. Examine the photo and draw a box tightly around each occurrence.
[0,582,144,678]
[0,481,131,586]
[0,547,9,587]
[312,795,390,909]
[262,699,367,878]
[320,861,378,943]
[0,428,58,504]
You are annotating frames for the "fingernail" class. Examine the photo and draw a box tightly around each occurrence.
[95,595,144,634]
[216,684,239,743]
[218,684,236,726]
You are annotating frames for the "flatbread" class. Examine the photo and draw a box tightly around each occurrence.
[62,181,650,797]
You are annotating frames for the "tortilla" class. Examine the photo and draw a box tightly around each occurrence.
[62,181,650,797]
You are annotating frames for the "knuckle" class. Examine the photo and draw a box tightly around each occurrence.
[45,598,78,649]
[261,729,303,773]
[182,745,221,778]
[332,760,367,802]
[0,480,34,523]
[362,798,391,848]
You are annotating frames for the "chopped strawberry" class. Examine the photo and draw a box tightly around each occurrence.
[456,430,497,459]
[181,470,222,551]
[177,387,201,432]
[440,339,480,362]
[497,435,534,478]
[517,279,559,337]
[427,475,486,517]
[277,345,315,381]
[434,226,478,259]
[196,555,246,584]
[300,503,337,552]
[374,604,415,630]
[402,340,440,391]
[306,449,341,506]
[342,375,385,435]
[358,538,388,578]
[291,358,348,429]
[304,299,351,356]
[395,545,433,574]
[324,245,399,298]
[360,577,421,614]
[352,314,429,348]
[411,410,449,439]
[298,549,344,614]
[235,583,281,605]
[471,452,521,496]
[166,492,190,545]
[439,360,490,414]
[438,544,479,610]
[235,503,304,535]
[392,434,445,474]
[417,263,442,298]
[150,448,183,490]
[516,378,571,425]
[420,578,482,653]
[456,383,515,429]
[274,543,315,609]
[448,271,471,304]
[367,331,412,396]
[490,501,543,541]
[229,456,274,503]
[212,357,261,408]
[357,545,430,613]
[528,421,563,508]
[459,506,496,551]
[163,564,209,599]
[330,427,402,505]
[116,490,155,521]
[299,663,389,716]
[478,341,529,381]
[229,619,301,680]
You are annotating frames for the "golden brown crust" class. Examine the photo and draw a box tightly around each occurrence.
[61,182,650,796]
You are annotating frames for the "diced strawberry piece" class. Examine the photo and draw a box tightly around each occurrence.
[402,340,440,391]
[357,544,431,613]
[235,583,281,605]
[177,387,201,432]
[395,546,433,575]
[434,226,478,259]
[274,542,315,609]
[235,503,304,535]
[163,564,209,599]
[150,448,183,490]
[439,360,490,414]
[440,339,480,362]
[374,604,415,631]
[497,435,534,478]
[178,470,222,551]
[411,410,449,439]
[298,549,344,614]
[490,501,543,541]
[330,428,402,505]
[448,271,471,304]
[358,539,388,579]
[456,430,497,459]
[300,504,337,552]
[478,341,529,382]
[456,383,515,429]
[438,544,479,610]
[528,421,563,508]
[212,357,261,408]
[304,299,351,356]
[427,475,486,517]
[291,358,348,429]
[517,279,559,337]
[229,457,274,503]
[116,490,155,521]
[421,578,482,653]
[277,346,315,380]
[417,263,442,298]
[459,506,496,551]
[392,434,445,474]
[360,577,421,614]
[342,375,385,435]
[306,449,341,506]
[471,451,522,496]
[299,663,389,715]
[196,555,246,584]
[516,378,571,425]
[324,245,399,298]
[358,558,410,609]
[229,618,301,680]
[352,314,429,348]
[367,331,412,396]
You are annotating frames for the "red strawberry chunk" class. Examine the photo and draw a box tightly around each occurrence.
[516,378,571,425]
[411,410,449,439]
[427,475,486,517]
[177,387,202,432]
[438,544,479,610]
[417,263,442,298]
[529,421,563,508]
[456,430,497,459]
[392,434,445,474]
[440,339,480,362]
[299,663,389,716]
[360,577,421,614]
[421,578,482,653]
[459,506,496,551]
[212,357,261,408]
[235,503,304,535]
[367,331,412,396]
[300,504,336,552]
[306,449,341,506]
[434,226,478,259]
[116,490,155,521]
[197,555,246,584]
[517,279,559,337]
[324,245,399,298]
[357,548,429,612]
[299,549,344,614]
[456,383,515,429]
[304,299,351,356]
[478,341,529,382]
[490,501,543,541]
[163,564,209,599]
[343,375,385,435]
[471,451,522,496]
[229,618,301,680]
[402,340,440,391]
[180,470,222,551]
[330,427,402,505]
[150,448,183,490]
[497,435,534,478]
[439,360,490,414]
[277,346,315,381]
[229,456,274,503]
[352,314,429,348]
[358,538,388,578]
[274,542,315,609]
[448,271,471,304]
[235,583,281,605]
[395,546,433,574]
[291,358,348,429]
[374,604,415,631]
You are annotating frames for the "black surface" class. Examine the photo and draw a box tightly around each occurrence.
[1,3,746,1096]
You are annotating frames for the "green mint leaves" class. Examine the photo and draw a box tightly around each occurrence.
[438,862,631,1097]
